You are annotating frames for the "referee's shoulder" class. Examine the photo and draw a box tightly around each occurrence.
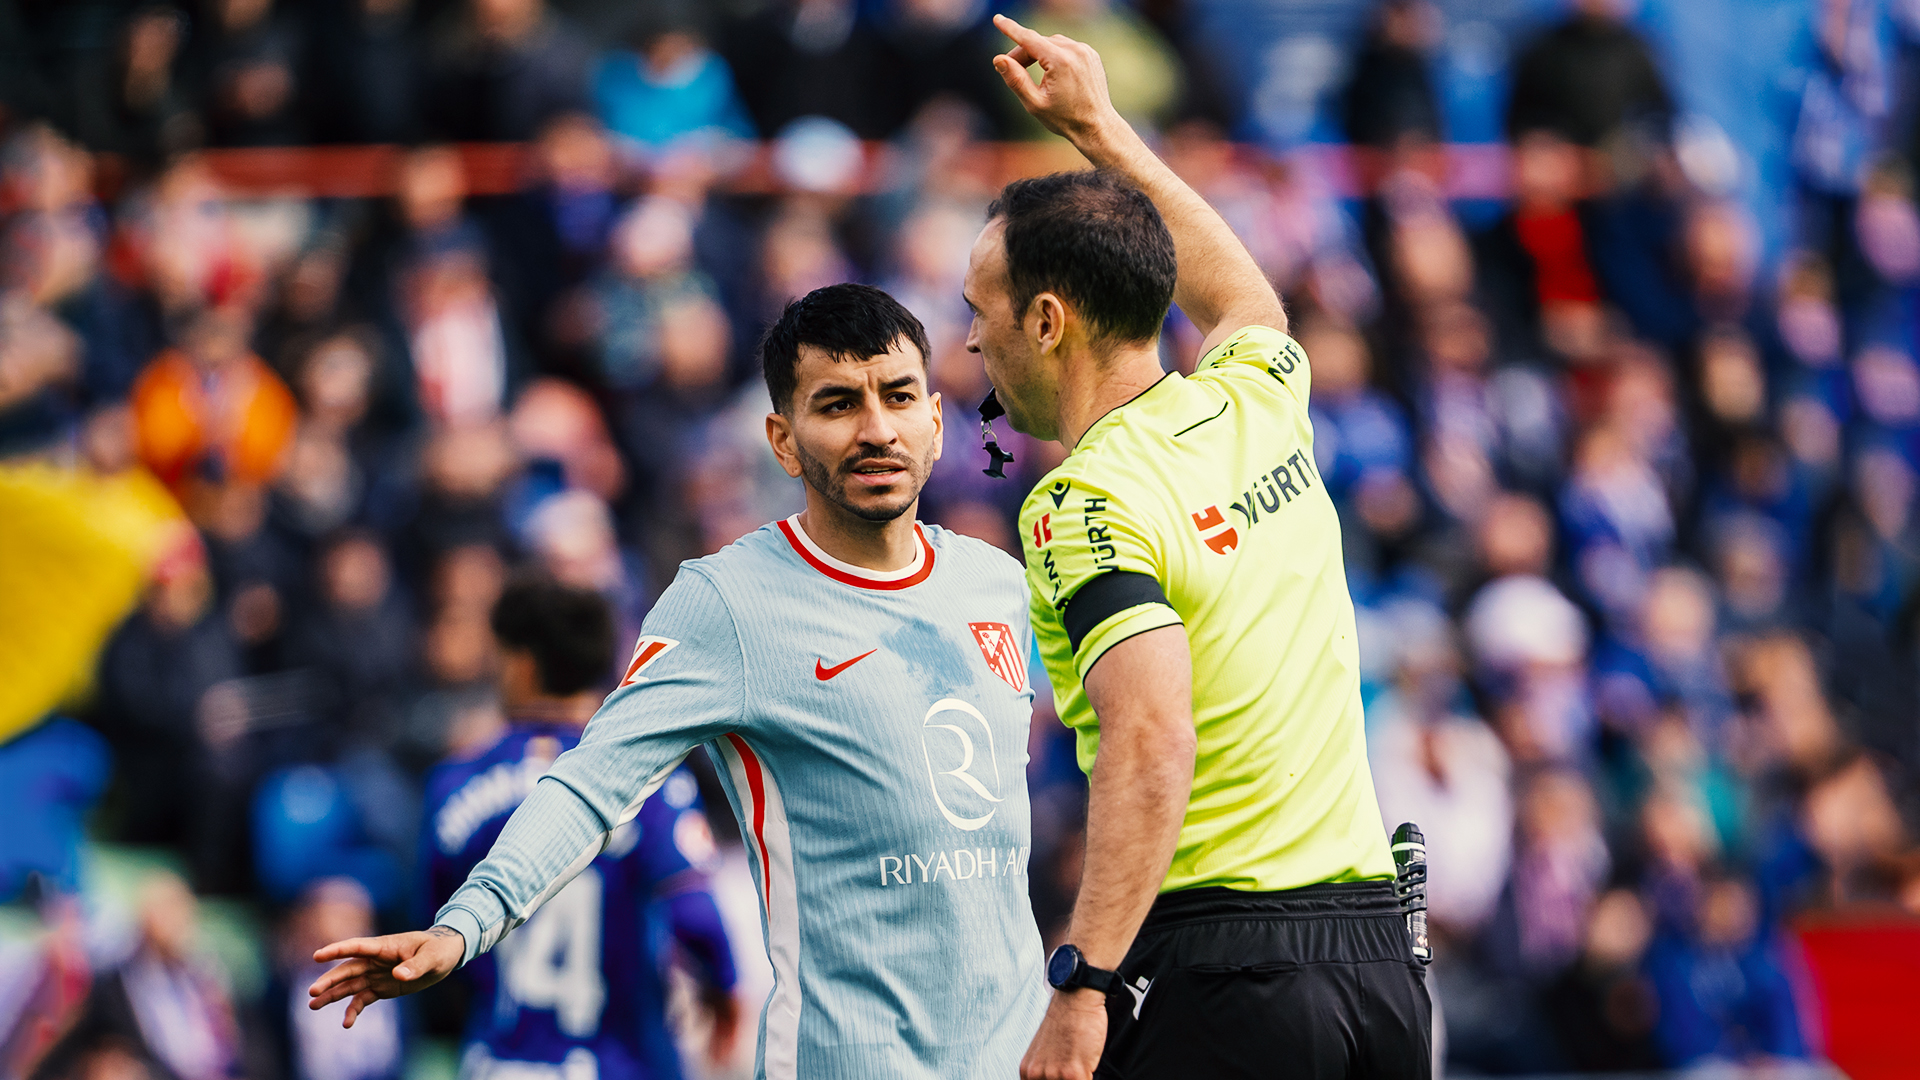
[1188,323,1313,412]
[1013,450,1157,570]
[1018,447,1129,519]
[1195,322,1300,366]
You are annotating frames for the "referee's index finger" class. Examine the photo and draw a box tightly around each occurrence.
[993,14,1055,62]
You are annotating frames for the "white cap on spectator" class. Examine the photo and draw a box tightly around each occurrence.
[1466,574,1588,669]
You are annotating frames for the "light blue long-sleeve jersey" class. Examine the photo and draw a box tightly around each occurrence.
[435,518,1048,1080]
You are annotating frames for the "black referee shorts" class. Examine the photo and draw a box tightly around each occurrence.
[1095,882,1432,1080]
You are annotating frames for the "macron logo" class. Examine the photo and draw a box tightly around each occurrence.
[1125,976,1153,1019]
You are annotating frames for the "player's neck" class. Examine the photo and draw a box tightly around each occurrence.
[1057,342,1167,449]
[796,494,921,572]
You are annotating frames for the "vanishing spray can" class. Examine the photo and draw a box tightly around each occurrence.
[1391,822,1431,964]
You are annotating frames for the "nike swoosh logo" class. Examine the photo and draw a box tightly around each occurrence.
[815,649,878,681]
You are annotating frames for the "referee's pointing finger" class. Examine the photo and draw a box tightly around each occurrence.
[993,14,1053,63]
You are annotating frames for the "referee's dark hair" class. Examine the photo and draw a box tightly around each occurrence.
[761,283,932,414]
[489,575,616,697]
[986,169,1177,344]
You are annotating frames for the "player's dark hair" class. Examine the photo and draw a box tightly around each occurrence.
[985,170,1177,344]
[760,283,931,414]
[489,576,615,697]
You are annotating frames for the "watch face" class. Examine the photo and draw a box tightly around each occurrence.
[1046,945,1079,989]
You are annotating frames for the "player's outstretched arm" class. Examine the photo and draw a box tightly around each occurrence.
[307,926,466,1028]
[990,14,1285,354]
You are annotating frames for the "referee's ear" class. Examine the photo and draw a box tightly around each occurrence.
[1028,291,1069,356]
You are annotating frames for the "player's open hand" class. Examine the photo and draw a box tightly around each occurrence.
[990,14,1123,146]
[1020,987,1108,1080]
[307,925,466,1028]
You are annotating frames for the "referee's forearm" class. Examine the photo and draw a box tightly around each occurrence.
[1067,626,1197,970]
[1070,726,1193,970]
[1074,115,1286,343]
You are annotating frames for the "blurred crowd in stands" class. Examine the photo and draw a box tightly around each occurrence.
[3,0,1920,1076]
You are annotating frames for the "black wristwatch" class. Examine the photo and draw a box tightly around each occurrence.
[1046,943,1120,994]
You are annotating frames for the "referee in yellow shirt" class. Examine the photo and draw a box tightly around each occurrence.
[967,17,1431,1080]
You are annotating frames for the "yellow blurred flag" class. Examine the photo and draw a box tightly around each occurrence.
[0,463,185,743]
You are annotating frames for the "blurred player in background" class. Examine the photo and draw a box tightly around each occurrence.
[972,17,1431,1080]
[311,284,1048,1079]
[422,576,740,1080]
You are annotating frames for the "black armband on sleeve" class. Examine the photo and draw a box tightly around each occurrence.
[1063,571,1172,652]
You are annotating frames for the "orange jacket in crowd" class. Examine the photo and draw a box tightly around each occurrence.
[131,349,298,490]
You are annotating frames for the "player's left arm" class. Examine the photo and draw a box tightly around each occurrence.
[312,569,748,1027]
[1022,625,1194,1080]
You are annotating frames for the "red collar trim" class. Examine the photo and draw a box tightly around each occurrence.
[777,517,936,591]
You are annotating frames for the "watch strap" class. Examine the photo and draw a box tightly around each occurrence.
[1072,960,1120,995]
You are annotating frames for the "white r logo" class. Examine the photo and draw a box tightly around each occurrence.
[920,698,1003,831]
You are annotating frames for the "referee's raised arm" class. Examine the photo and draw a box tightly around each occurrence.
[989,13,1285,354]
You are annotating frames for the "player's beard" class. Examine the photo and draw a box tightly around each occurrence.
[795,441,934,523]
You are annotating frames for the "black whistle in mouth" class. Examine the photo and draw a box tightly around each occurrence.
[978,390,1014,479]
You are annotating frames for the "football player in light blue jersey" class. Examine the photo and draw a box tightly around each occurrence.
[309,284,1048,1080]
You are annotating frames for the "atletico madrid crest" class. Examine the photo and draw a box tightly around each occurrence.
[968,622,1027,692]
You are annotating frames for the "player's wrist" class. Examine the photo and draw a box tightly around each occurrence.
[423,920,473,967]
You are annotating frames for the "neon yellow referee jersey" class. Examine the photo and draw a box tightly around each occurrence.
[1019,325,1395,893]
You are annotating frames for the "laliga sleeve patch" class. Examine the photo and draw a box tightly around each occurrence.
[617,636,679,688]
